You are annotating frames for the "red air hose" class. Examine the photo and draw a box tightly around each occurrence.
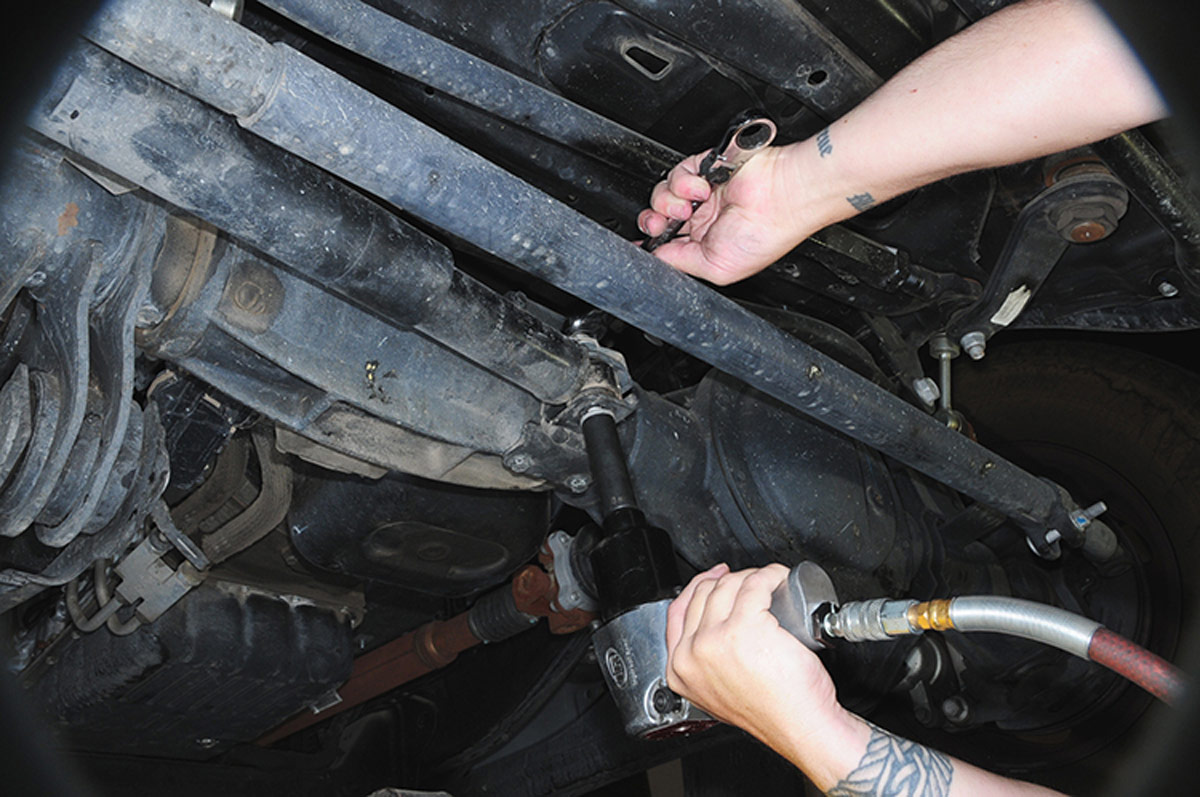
[835,595,1191,706]
[1088,627,1187,705]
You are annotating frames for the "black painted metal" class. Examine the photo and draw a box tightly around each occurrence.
[610,0,881,119]
[580,409,681,618]
[288,470,550,596]
[947,171,1130,341]
[1093,130,1200,308]
[950,0,1020,22]
[81,0,1077,539]
[582,412,639,517]
[259,0,677,179]
[694,371,912,599]
[800,0,940,77]
[797,225,980,310]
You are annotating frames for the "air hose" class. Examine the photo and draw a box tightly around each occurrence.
[822,595,1187,704]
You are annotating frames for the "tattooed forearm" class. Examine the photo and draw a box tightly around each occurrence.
[816,127,833,158]
[826,725,953,797]
[845,192,876,211]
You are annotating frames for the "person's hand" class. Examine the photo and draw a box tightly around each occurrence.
[664,564,853,756]
[637,146,820,285]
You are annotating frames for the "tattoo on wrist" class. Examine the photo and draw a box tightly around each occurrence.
[826,725,953,797]
[816,128,833,158]
[846,192,875,212]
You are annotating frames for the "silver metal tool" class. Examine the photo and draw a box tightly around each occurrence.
[642,112,778,252]
[592,599,718,739]
[594,560,834,739]
[768,560,839,650]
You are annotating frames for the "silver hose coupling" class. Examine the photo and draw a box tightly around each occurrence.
[822,598,919,642]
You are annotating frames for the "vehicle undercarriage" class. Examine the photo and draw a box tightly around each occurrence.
[1,0,1198,794]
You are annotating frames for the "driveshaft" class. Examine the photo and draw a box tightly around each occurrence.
[82,0,1084,551]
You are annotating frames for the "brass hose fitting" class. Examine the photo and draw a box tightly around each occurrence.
[907,599,955,632]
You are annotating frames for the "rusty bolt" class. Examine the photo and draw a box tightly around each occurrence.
[1048,180,1129,244]
[1067,220,1108,243]
[512,565,553,615]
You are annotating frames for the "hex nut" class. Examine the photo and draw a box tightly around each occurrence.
[912,377,941,406]
[959,331,987,361]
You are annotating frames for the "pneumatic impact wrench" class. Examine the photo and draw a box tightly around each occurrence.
[590,512,842,738]
[580,401,844,738]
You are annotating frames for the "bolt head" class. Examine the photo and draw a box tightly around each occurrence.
[911,377,940,406]
[1050,191,1126,244]
[508,454,532,473]
[959,331,987,361]
[941,696,970,723]
[1067,220,1110,243]
[566,474,590,493]
[135,303,165,328]
[652,685,682,715]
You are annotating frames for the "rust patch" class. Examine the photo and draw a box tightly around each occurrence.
[57,202,80,237]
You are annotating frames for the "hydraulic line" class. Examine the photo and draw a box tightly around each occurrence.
[80,0,1086,550]
[823,595,1187,705]
[64,564,124,633]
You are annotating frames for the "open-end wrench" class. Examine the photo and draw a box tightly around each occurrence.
[642,111,778,253]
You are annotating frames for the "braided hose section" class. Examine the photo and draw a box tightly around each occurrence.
[1088,627,1187,705]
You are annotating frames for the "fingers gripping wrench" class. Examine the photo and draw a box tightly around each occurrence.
[641,112,778,252]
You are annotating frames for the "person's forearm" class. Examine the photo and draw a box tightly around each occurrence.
[777,0,1166,236]
[767,709,1064,796]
